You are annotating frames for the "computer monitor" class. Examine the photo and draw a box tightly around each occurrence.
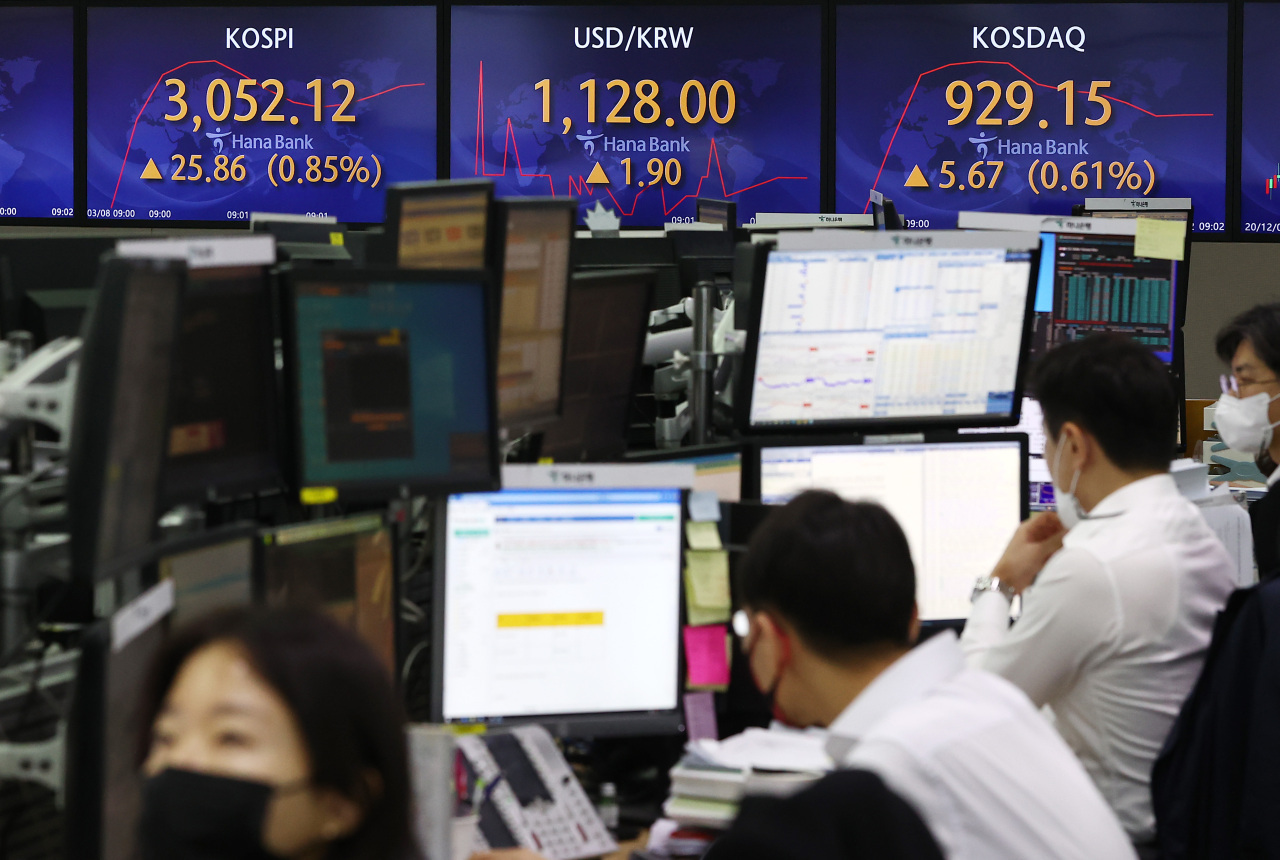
[65,582,173,860]
[258,513,397,674]
[151,524,256,627]
[495,198,575,435]
[384,180,496,270]
[741,230,1040,433]
[696,198,737,229]
[960,396,1054,507]
[433,486,685,736]
[1078,201,1192,329]
[755,435,1028,621]
[161,264,282,506]
[279,267,500,500]
[572,235,681,309]
[869,189,903,230]
[67,256,185,616]
[537,269,654,462]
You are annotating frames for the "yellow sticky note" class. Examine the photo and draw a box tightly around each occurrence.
[686,521,722,551]
[299,486,338,505]
[1133,218,1185,261]
[685,550,731,610]
[329,231,345,246]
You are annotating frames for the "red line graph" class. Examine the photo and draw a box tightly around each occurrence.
[865,59,1215,212]
[472,62,808,216]
[110,59,426,209]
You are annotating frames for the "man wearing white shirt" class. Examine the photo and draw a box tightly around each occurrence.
[729,490,1134,860]
[961,335,1236,851]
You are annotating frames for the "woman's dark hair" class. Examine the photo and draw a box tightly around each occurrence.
[1030,333,1176,472]
[739,490,916,657]
[1215,303,1280,375]
[137,606,418,860]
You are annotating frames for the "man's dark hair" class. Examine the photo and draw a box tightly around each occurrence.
[138,606,418,860]
[1215,303,1280,375]
[739,490,915,657]
[1030,334,1176,472]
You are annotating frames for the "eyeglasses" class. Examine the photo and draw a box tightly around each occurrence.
[1221,374,1280,396]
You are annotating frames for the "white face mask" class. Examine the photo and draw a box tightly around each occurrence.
[1050,430,1085,530]
[1214,390,1280,458]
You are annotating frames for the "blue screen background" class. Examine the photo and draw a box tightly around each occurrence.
[295,280,492,486]
[0,8,74,219]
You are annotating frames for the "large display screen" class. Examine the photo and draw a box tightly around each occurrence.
[87,6,437,223]
[450,5,821,228]
[1241,3,1280,236]
[834,4,1228,234]
[0,7,74,220]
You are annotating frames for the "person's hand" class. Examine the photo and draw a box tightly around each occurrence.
[991,512,1068,595]
[469,849,550,860]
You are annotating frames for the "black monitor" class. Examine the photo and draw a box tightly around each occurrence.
[279,267,500,500]
[740,230,1040,434]
[65,582,173,860]
[753,434,1029,622]
[1078,200,1192,329]
[495,198,575,435]
[538,269,654,462]
[733,240,773,330]
[150,524,257,627]
[161,264,282,506]
[67,256,185,616]
[869,188,903,230]
[573,234,681,309]
[257,513,398,674]
[383,179,497,271]
[432,484,686,736]
[696,197,737,229]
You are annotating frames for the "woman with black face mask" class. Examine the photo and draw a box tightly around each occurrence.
[134,605,419,860]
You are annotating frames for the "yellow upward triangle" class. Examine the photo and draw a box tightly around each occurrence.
[140,159,163,180]
[904,165,929,188]
[586,162,610,185]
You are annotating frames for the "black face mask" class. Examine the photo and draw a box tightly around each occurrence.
[138,768,287,860]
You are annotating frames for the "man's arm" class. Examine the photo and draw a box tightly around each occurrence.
[961,547,1118,706]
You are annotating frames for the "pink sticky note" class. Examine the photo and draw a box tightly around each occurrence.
[684,691,719,741]
[683,624,731,688]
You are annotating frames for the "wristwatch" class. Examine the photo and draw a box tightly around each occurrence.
[971,575,1016,603]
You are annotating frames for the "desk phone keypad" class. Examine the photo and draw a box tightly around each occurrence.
[458,725,617,860]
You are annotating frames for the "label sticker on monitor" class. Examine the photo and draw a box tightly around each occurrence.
[112,579,175,653]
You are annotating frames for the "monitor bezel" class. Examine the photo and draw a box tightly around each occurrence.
[737,235,1041,436]
[494,197,578,436]
[278,265,502,501]
[429,487,688,738]
[696,197,737,230]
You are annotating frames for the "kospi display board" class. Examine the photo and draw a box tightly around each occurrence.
[450,5,822,227]
[1240,3,1280,237]
[0,7,75,220]
[86,6,437,223]
[834,4,1228,233]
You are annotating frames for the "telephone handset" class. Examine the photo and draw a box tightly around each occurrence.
[457,725,617,860]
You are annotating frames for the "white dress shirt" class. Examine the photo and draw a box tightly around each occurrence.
[961,473,1236,842]
[827,631,1134,860]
